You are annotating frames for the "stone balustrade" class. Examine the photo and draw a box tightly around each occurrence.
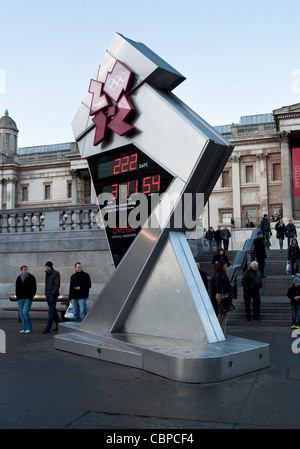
[0,204,101,233]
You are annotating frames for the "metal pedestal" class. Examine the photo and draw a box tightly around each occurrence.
[55,232,269,383]
[55,323,269,383]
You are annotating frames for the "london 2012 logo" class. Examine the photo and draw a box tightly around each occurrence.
[88,60,135,146]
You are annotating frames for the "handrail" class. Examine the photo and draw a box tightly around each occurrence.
[226,228,260,284]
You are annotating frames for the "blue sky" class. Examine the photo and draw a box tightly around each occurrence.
[1,0,300,148]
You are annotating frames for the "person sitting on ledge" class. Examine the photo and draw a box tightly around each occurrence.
[211,248,231,267]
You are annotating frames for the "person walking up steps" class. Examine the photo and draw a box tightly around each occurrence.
[287,277,300,329]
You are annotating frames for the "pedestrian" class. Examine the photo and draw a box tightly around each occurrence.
[286,219,297,247]
[68,262,91,322]
[275,218,286,249]
[196,262,208,291]
[260,214,271,249]
[211,248,231,267]
[214,226,223,251]
[15,265,37,334]
[253,230,267,277]
[221,226,231,251]
[242,260,263,321]
[43,261,60,334]
[288,238,300,275]
[205,227,214,252]
[287,277,300,329]
[215,261,235,334]
[209,270,218,315]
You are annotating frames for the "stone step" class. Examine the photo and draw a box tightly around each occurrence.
[227,299,292,327]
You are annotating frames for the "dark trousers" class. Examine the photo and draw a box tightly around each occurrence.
[45,295,60,331]
[291,259,299,275]
[256,257,265,276]
[243,290,261,319]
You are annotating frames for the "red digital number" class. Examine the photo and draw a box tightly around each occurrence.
[142,177,151,194]
[152,175,160,192]
[127,180,138,196]
[142,175,161,194]
[111,184,118,199]
[113,153,138,176]
[121,156,129,172]
[113,158,121,175]
[129,153,138,171]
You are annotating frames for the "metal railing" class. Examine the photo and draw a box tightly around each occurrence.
[226,228,260,284]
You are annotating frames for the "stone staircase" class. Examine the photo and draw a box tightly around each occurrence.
[196,249,293,326]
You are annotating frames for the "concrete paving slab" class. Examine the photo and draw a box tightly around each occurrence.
[0,318,299,429]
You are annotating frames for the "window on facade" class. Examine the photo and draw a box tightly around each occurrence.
[21,186,28,202]
[245,165,254,183]
[44,184,51,200]
[67,182,72,199]
[4,134,10,153]
[243,208,257,226]
[222,171,231,188]
[84,180,91,203]
[221,211,232,224]
[273,163,281,181]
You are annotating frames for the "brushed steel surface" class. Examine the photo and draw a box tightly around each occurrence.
[57,33,270,383]
[55,326,270,383]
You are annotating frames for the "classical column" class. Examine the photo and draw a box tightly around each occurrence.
[6,176,17,209]
[257,152,268,215]
[279,131,293,220]
[230,155,241,227]
[70,169,78,205]
[0,179,3,209]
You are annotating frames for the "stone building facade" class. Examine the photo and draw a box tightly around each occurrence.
[1,105,300,237]
[0,110,96,210]
[204,103,300,230]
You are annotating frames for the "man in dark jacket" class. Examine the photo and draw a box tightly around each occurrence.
[286,219,297,247]
[260,214,271,249]
[43,261,61,334]
[16,265,37,334]
[242,261,263,321]
[287,277,300,329]
[253,230,267,277]
[69,262,91,322]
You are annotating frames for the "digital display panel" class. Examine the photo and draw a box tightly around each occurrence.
[88,144,174,266]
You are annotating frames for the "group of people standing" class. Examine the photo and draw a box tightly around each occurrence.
[260,214,297,250]
[260,214,299,275]
[16,261,91,334]
[204,226,231,251]
[206,247,263,332]
[201,213,300,330]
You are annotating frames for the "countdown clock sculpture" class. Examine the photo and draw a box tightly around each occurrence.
[55,33,269,382]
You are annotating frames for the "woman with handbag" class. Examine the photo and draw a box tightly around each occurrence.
[215,261,235,334]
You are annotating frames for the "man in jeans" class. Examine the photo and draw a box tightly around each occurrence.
[43,261,60,334]
[68,262,91,323]
[16,265,37,334]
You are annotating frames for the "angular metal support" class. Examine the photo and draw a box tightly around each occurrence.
[54,33,270,382]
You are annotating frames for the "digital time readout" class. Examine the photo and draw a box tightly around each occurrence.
[88,144,174,266]
[92,145,172,201]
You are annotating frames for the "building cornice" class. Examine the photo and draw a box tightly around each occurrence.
[232,136,278,146]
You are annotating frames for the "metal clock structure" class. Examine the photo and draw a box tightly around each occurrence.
[55,33,269,382]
